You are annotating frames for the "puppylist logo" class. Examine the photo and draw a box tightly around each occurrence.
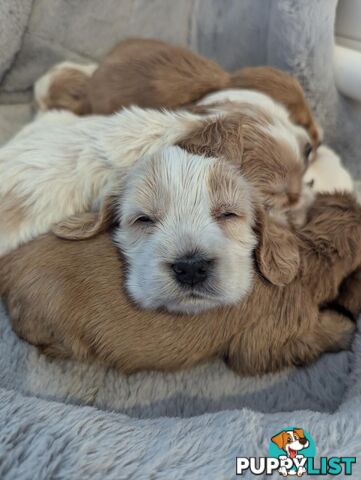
[236,427,356,476]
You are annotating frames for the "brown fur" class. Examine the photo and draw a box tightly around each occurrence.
[46,68,92,115]
[0,193,360,376]
[229,66,321,148]
[88,38,230,114]
[43,38,318,148]
[177,110,305,212]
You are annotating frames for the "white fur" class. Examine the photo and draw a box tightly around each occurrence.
[199,89,291,123]
[115,147,257,314]
[0,107,207,256]
[304,145,353,193]
[34,61,98,110]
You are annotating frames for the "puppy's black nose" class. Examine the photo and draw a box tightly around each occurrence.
[299,437,307,445]
[171,256,212,287]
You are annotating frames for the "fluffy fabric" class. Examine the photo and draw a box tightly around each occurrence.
[0,0,361,478]
[0,0,33,84]
[0,302,360,478]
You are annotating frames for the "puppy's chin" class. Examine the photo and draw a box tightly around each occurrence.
[130,287,223,314]
[163,295,222,314]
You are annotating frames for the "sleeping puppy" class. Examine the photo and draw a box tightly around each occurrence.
[35,38,228,115]
[0,106,210,256]
[0,97,312,256]
[34,37,321,150]
[0,154,359,374]
[56,147,295,314]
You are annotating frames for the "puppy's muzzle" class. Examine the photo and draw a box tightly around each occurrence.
[171,255,214,287]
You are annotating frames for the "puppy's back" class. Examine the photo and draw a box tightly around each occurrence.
[0,233,230,372]
[0,233,124,361]
[88,38,230,114]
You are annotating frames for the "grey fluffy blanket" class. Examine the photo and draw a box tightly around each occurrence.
[0,1,361,478]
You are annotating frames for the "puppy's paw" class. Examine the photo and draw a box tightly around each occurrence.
[320,310,356,352]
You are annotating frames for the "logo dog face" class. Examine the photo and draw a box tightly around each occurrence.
[271,429,309,459]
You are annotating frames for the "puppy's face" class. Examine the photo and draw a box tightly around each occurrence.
[115,147,257,314]
[179,104,313,217]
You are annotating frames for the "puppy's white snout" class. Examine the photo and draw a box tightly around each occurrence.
[171,255,214,287]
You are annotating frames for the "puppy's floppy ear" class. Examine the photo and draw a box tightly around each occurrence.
[52,196,117,240]
[255,207,300,286]
[271,431,288,450]
[177,114,244,164]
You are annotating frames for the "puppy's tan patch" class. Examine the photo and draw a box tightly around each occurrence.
[88,38,230,114]
[230,66,321,148]
[178,110,304,212]
[46,68,92,115]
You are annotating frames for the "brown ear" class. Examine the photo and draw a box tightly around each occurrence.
[255,208,300,286]
[271,431,287,450]
[52,196,116,240]
[177,114,244,165]
[294,428,305,439]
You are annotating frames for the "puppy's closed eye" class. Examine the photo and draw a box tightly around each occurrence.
[214,210,244,221]
[125,214,157,229]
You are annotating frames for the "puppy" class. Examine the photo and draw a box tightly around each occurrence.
[1,169,359,375]
[177,98,314,222]
[0,106,209,256]
[0,96,312,256]
[34,38,320,149]
[115,147,257,313]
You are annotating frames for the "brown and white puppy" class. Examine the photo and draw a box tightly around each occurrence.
[1,189,360,375]
[177,105,313,222]
[34,38,321,149]
[58,147,293,314]
[0,99,311,257]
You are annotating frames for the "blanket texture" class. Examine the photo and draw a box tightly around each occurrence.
[0,1,360,478]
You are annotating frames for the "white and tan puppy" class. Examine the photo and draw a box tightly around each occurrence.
[0,107,206,256]
[115,146,257,313]
[0,94,313,257]
[198,88,311,154]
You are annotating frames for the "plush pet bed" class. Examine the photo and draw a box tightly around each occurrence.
[0,1,360,478]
